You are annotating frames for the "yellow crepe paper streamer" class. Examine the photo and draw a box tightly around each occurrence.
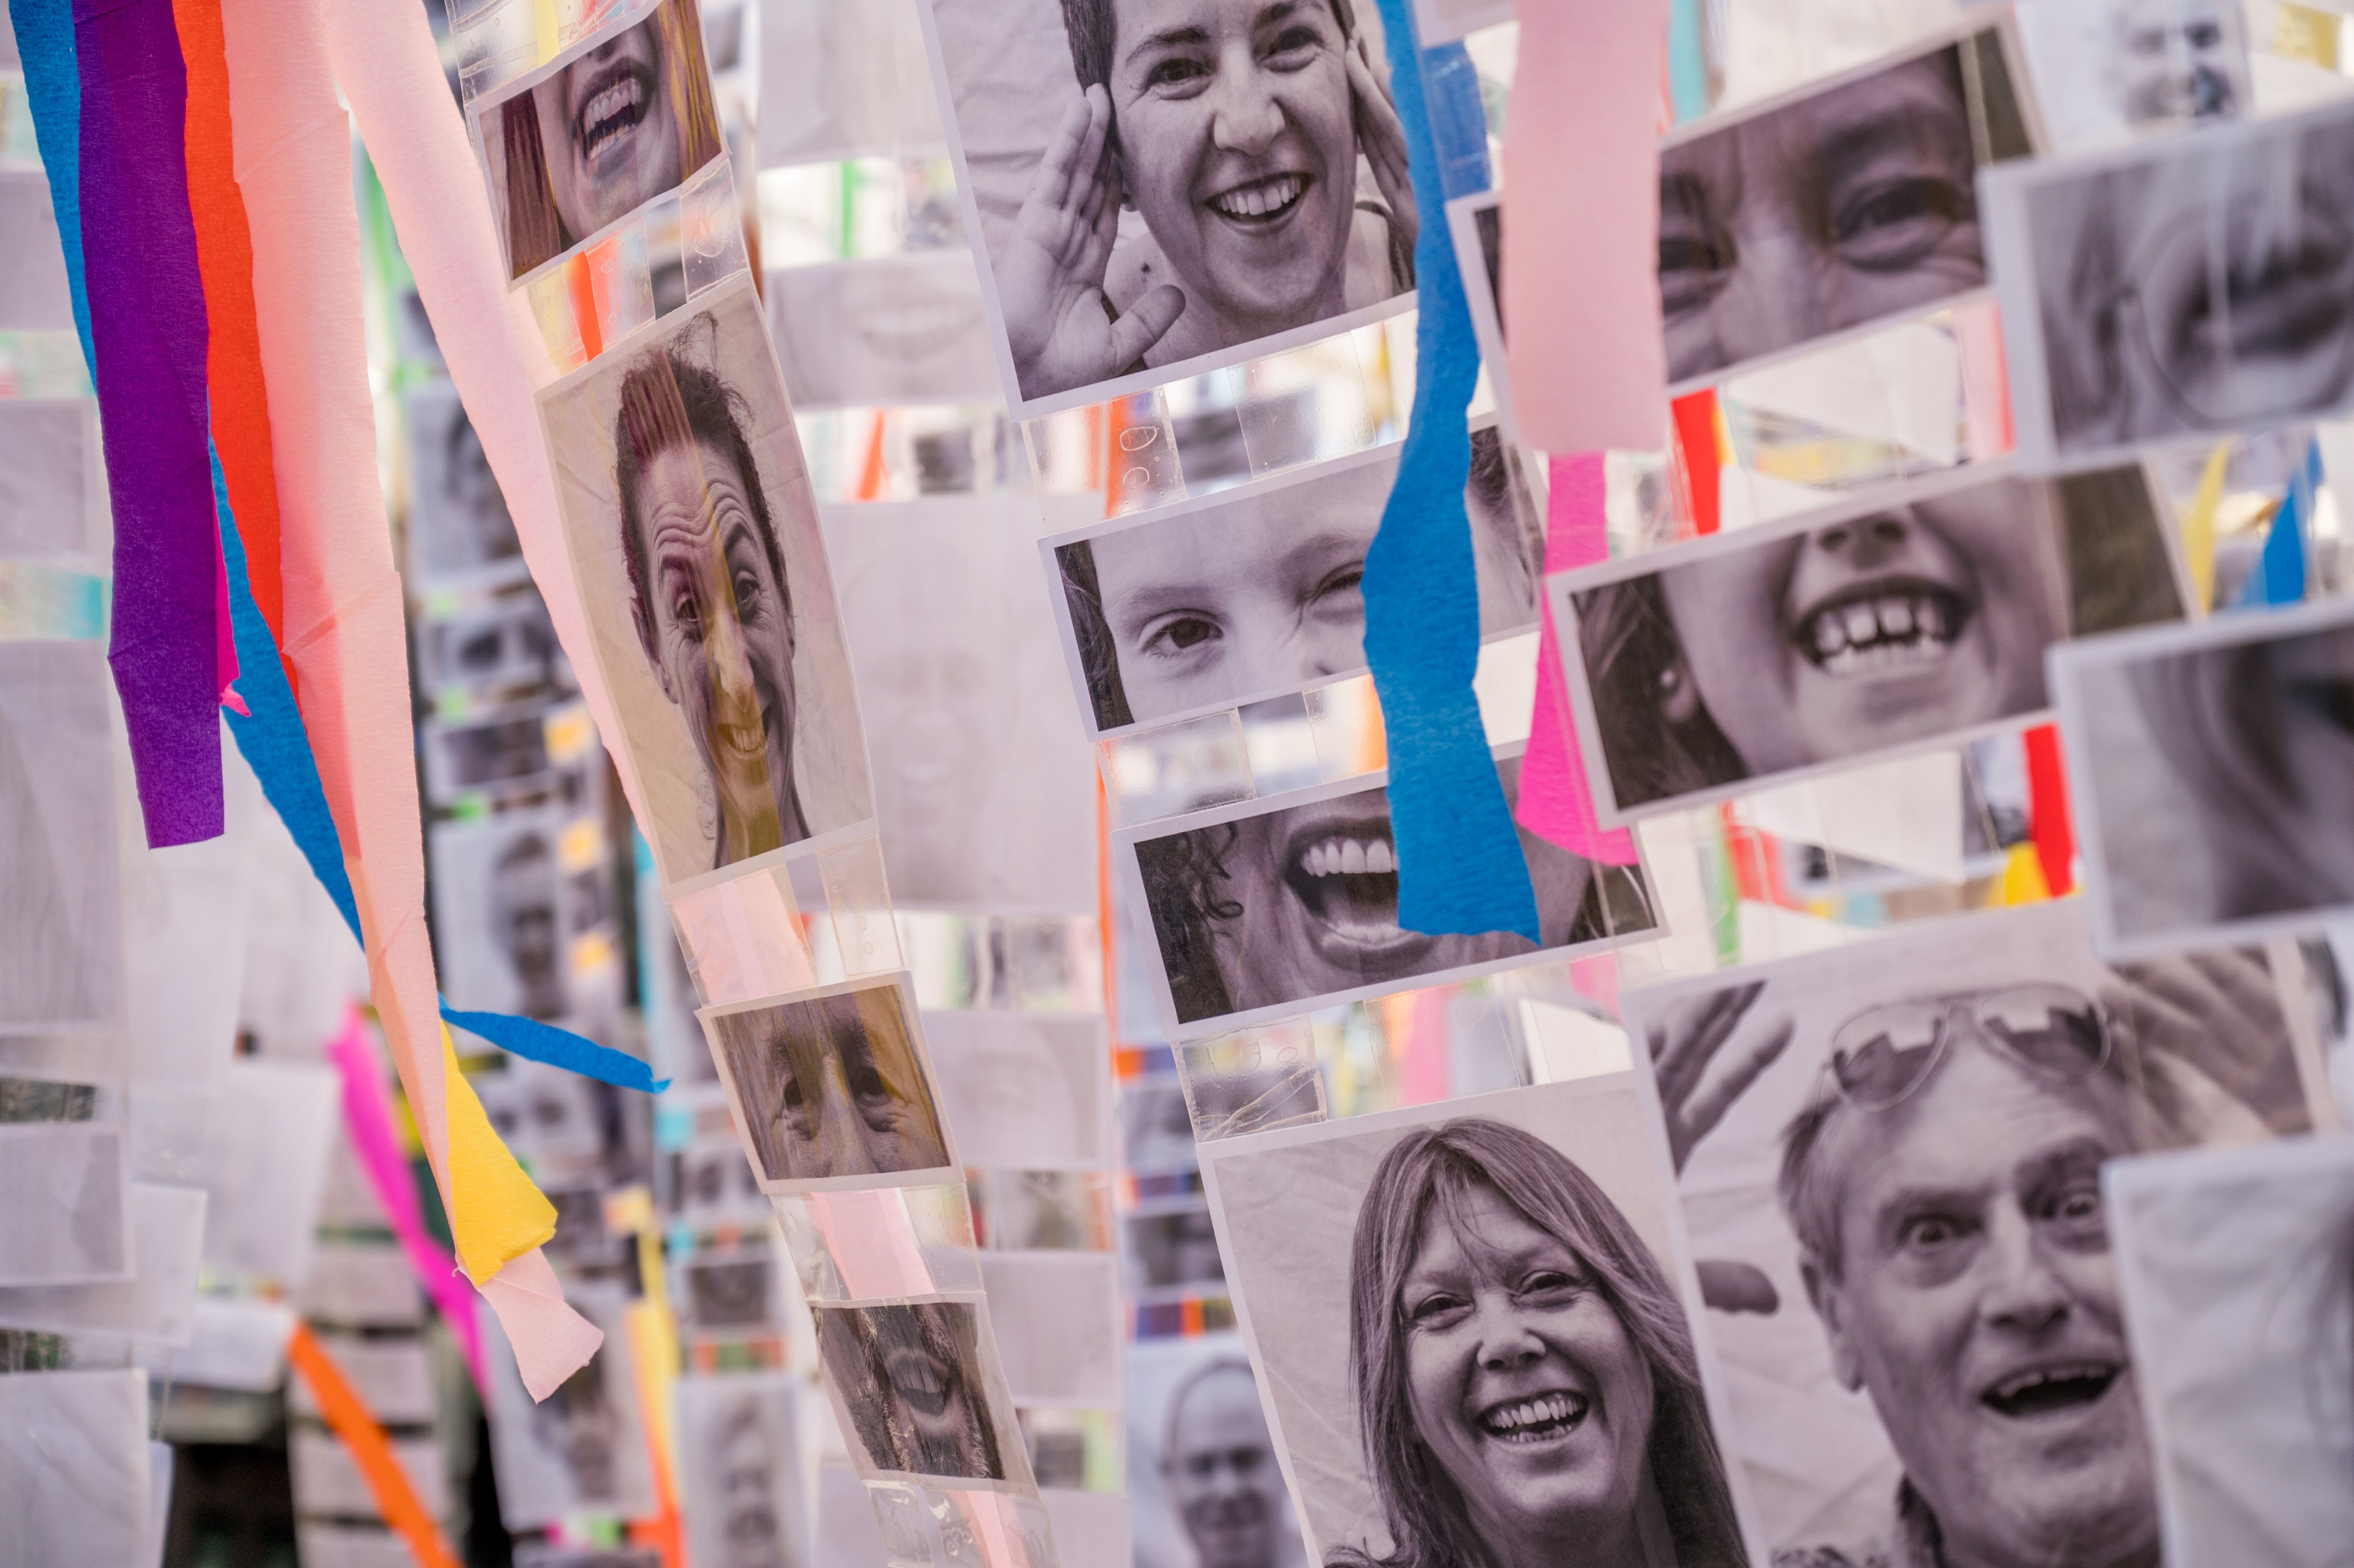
[2180,444,2232,611]
[442,1027,559,1285]
[1998,842,2051,907]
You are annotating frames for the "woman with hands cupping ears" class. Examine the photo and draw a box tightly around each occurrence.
[1011,0,1418,401]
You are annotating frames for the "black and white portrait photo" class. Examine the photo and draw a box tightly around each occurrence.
[1122,751,1655,1033]
[1616,901,2320,1568]
[1987,95,2354,464]
[420,702,560,804]
[814,1296,1030,1485]
[673,1371,814,1568]
[1553,462,2185,822]
[539,275,871,887]
[701,975,957,1190]
[2014,0,2251,149]
[417,583,569,704]
[1658,20,2036,389]
[662,1125,772,1232]
[768,254,1000,412]
[916,0,1419,413]
[472,0,725,282]
[485,1284,658,1530]
[402,380,524,583]
[1130,1332,1308,1568]
[429,811,577,1021]
[1051,429,1540,734]
[2054,599,2354,956]
[1126,1201,1230,1300]
[2109,1136,2354,1568]
[475,1057,615,1184]
[921,1010,1111,1171]
[1199,1076,1745,1568]
[0,642,123,1035]
[827,494,1100,914]
[682,1250,780,1335]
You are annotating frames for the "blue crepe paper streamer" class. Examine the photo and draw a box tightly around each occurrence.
[212,454,665,1093]
[2237,438,2318,609]
[1668,0,1712,125]
[7,0,96,372]
[1363,0,1540,944]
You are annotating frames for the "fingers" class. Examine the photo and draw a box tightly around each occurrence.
[1034,92,1100,212]
[1108,283,1185,369]
[1680,1012,1794,1149]
[1652,982,1763,1108]
[2191,948,2283,1027]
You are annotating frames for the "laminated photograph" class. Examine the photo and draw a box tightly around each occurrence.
[1121,1076,1202,1178]
[1549,459,2187,826]
[1197,1074,1748,1568]
[828,494,1099,913]
[484,1282,658,1529]
[469,0,726,285]
[679,1248,783,1337]
[416,582,570,704]
[1983,92,2354,468]
[429,808,583,1020]
[912,0,1420,417]
[920,1010,1112,1171]
[976,1250,1123,1407]
[768,252,1000,412]
[2012,0,2252,151]
[663,1124,773,1233]
[0,1122,132,1287]
[699,972,961,1194]
[813,1292,1036,1489]
[1047,428,1542,738]
[1658,14,2041,393]
[0,641,124,1035]
[1447,187,1511,436]
[0,1370,153,1568]
[402,379,526,587]
[1123,1200,1228,1303]
[0,399,101,562]
[1128,1330,1310,1568]
[1115,747,1657,1037]
[672,1371,816,1568]
[1615,900,2323,1568]
[2053,597,2354,958]
[2108,1136,2354,1568]
[419,699,588,807]
[756,0,943,167]
[539,272,873,891]
[475,1057,616,1183]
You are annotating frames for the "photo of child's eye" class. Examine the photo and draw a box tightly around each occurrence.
[1557,464,2183,821]
[474,0,726,282]
[1656,25,2034,388]
[702,976,955,1189]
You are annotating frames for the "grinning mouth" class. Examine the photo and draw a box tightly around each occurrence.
[572,59,653,166]
[2202,236,2354,359]
[1791,576,1971,678]
[1280,819,1421,952]
[1979,1361,2120,1419]
[1208,172,1309,225]
[886,1350,952,1418]
[1477,1390,1590,1444]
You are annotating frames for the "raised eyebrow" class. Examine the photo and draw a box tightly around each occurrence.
[1122,23,1212,71]
[1812,100,1972,195]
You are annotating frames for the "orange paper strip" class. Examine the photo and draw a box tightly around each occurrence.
[286,1324,462,1568]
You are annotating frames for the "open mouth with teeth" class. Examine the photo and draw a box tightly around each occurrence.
[1980,1362,2120,1419]
[571,59,655,171]
[1790,576,1972,678]
[1208,172,1310,226]
[1477,1390,1590,1445]
[1279,817,1428,959]
[886,1349,954,1419]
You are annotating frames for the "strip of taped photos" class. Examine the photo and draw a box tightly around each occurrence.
[447,0,1061,1559]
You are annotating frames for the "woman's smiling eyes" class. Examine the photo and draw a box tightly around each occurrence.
[1830,175,1973,271]
[1132,18,1335,96]
[1403,1265,1591,1330]
[1138,610,1224,660]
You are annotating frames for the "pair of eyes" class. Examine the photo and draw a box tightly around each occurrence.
[668,561,772,642]
[780,1055,901,1130]
[1657,166,1976,310]
[1403,1268,1593,1330]
[1892,1180,2105,1258]
[1135,22,1335,94]
[1130,563,1367,661]
[1179,1446,1270,1480]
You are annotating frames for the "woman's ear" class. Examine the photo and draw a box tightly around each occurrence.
[1657,655,1701,725]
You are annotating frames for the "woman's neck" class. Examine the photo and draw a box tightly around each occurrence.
[1473,1496,1654,1568]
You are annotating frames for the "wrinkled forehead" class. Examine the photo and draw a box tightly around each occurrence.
[1665,51,1971,197]
[1108,0,1344,50]
[1170,1365,1270,1451]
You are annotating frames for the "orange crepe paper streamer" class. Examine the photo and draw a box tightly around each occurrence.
[214,0,597,1397]
[286,1324,464,1568]
[165,0,286,670]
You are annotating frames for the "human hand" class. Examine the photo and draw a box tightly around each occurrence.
[1346,35,1417,262]
[2106,950,2311,1135]
[1646,979,1794,1174]
[999,88,1184,399]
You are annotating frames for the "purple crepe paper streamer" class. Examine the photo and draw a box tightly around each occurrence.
[75,0,227,847]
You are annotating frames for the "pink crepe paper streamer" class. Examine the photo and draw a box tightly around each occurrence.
[1503,0,1669,455]
[806,1190,941,1300]
[325,1009,485,1394]
[1516,454,1640,866]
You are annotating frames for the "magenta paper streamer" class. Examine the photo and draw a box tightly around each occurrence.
[75,0,229,846]
[1515,454,1640,866]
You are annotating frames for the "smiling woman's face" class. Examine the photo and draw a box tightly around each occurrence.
[534,16,683,242]
[1400,1183,1655,1551]
[1107,0,1358,341]
[1658,484,2057,774]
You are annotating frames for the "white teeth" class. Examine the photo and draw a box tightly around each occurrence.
[1801,591,1960,675]
[1815,617,1846,657]
[1300,837,1397,879]
[1366,839,1395,874]
[1842,605,1878,643]
[580,76,643,145]
[1876,595,1913,636]
[1340,840,1367,874]
[1213,175,1303,219]
[1480,1392,1586,1438]
[1991,1363,2113,1401]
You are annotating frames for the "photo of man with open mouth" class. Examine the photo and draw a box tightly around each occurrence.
[920,0,1417,409]
[1557,464,2183,821]
[1617,901,2316,1568]
[1995,99,2354,458]
[815,1299,1018,1483]
[478,0,725,281]
[1656,23,2035,388]
[1129,753,1653,1029]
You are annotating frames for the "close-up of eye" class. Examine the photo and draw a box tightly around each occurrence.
[1832,176,1971,270]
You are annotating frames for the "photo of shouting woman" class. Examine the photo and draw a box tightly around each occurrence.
[1554,463,2182,822]
[1197,1077,1744,1567]
[476,0,725,280]
[815,1298,1027,1484]
[920,0,1418,411]
[540,277,871,887]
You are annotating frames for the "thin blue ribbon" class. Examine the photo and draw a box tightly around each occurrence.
[7,0,95,371]
[1361,0,1541,943]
